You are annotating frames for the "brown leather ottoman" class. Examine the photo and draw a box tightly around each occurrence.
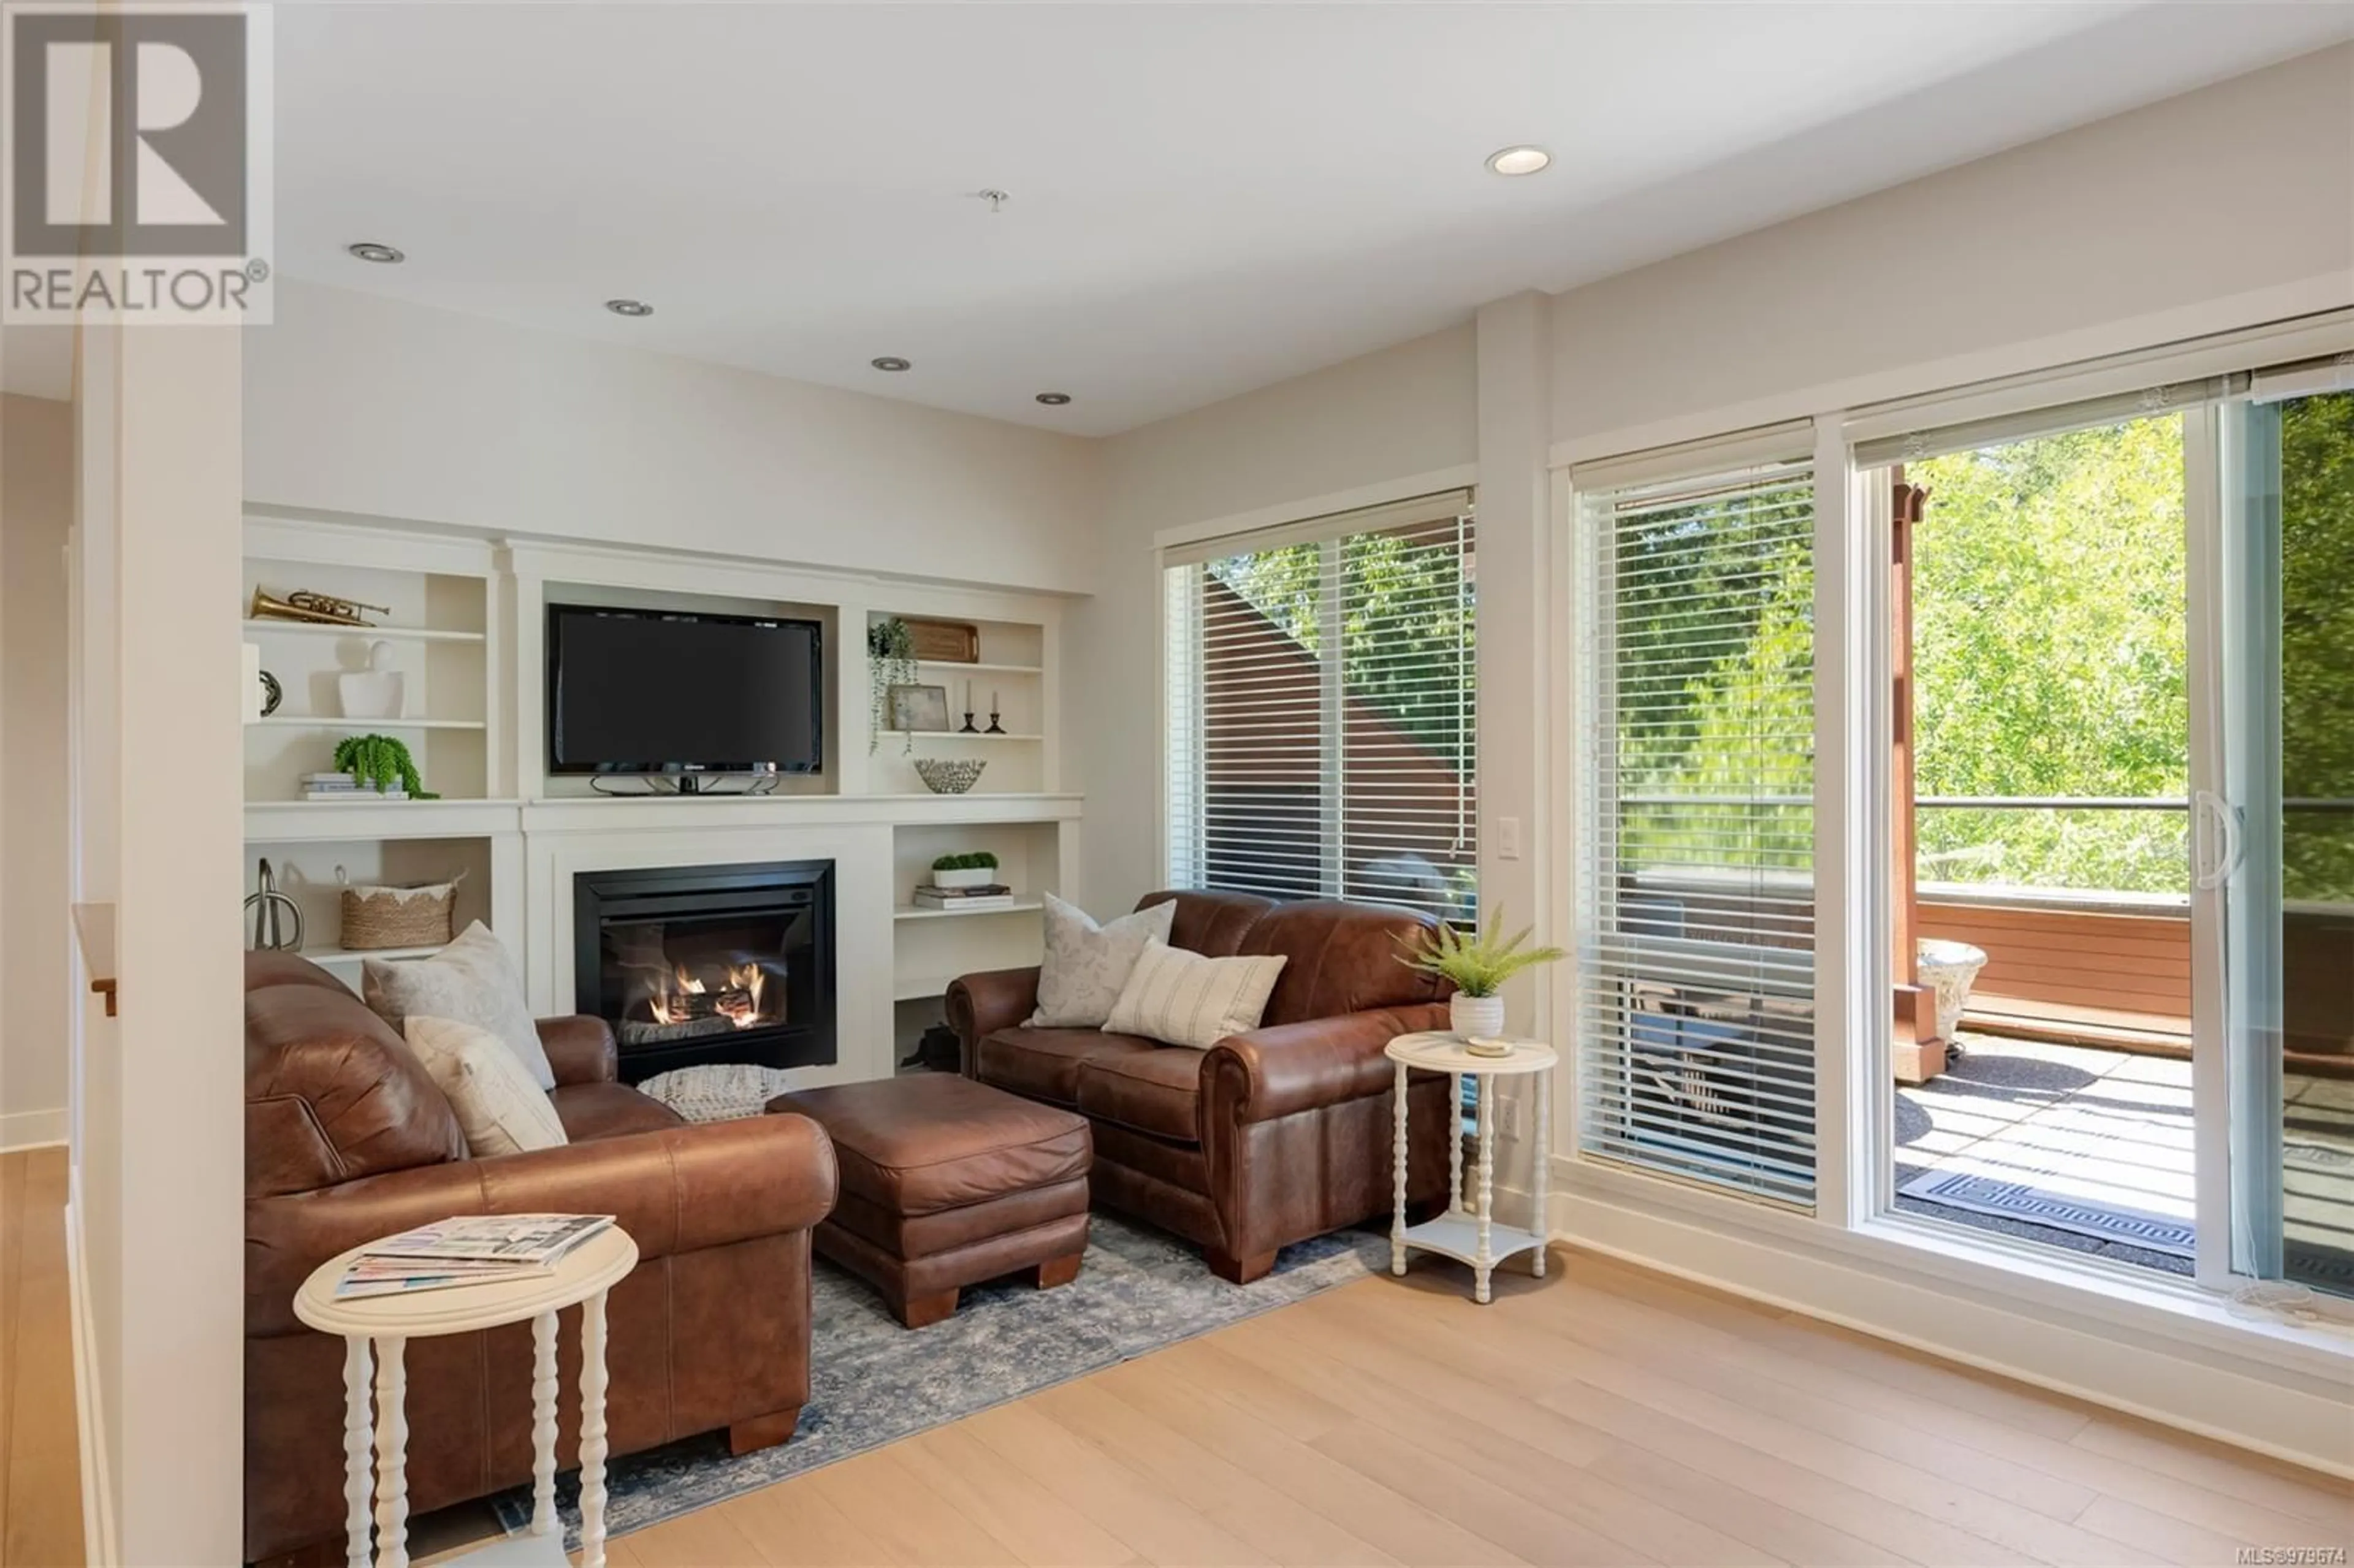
[766,1073,1091,1328]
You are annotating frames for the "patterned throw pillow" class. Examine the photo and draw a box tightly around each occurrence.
[1029,893,1178,1029]
[1102,938,1287,1049]
[403,1016,568,1159]
[364,922,555,1090]
[638,1064,798,1123]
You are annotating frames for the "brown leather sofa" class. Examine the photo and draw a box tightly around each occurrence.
[244,952,837,1566]
[948,890,1457,1284]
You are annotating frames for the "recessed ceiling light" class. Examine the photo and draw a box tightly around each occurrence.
[872,356,912,372]
[346,241,404,264]
[1035,392,1072,406]
[1485,145,1551,177]
[604,299,653,318]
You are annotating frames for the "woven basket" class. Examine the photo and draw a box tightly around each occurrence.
[337,867,463,951]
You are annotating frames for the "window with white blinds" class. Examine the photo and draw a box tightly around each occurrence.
[1165,493,1476,922]
[1573,460,1818,1207]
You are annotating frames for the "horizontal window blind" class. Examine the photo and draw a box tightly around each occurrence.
[1575,460,1818,1207]
[1846,308,2353,464]
[1166,493,1475,922]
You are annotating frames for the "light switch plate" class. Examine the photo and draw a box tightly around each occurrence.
[1496,815,1522,859]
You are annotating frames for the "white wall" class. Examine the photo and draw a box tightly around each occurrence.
[246,280,1103,596]
[1550,43,2354,454]
[1078,321,1479,910]
[1,394,72,1149]
[72,322,248,1564]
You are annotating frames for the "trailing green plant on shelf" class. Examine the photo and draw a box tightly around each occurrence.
[1395,905,1561,998]
[931,851,1000,872]
[869,616,917,755]
[333,734,437,799]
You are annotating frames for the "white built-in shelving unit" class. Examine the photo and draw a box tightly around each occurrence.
[241,517,1079,1080]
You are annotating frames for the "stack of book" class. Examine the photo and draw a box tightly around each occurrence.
[302,771,407,802]
[335,1213,615,1300]
[912,881,1017,911]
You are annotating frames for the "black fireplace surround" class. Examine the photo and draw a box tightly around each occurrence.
[573,861,836,1082]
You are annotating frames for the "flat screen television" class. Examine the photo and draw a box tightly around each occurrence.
[548,604,823,775]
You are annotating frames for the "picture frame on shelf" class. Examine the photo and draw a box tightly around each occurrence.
[887,683,952,733]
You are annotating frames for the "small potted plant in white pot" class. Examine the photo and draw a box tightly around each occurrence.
[930,851,999,890]
[1397,907,1563,1053]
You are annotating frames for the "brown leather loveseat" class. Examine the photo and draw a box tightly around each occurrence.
[243,952,837,1566]
[948,891,1457,1283]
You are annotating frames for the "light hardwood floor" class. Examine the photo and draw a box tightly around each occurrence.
[596,1249,2350,1568]
[0,1147,83,1568]
[7,1149,2345,1568]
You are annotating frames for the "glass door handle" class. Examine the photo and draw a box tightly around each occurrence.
[2195,789,2244,891]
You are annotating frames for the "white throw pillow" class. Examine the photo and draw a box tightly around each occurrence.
[1102,938,1287,1050]
[403,1016,569,1159]
[1028,893,1178,1029]
[364,922,555,1090]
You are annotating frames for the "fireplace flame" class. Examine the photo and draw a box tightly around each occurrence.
[645,958,768,1030]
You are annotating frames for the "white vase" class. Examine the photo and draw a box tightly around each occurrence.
[1450,993,1505,1041]
[932,866,995,889]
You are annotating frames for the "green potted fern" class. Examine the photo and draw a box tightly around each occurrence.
[1397,907,1563,1050]
[332,734,436,799]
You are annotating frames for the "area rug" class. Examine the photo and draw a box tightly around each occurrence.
[1897,1168,2196,1257]
[491,1213,1389,1547]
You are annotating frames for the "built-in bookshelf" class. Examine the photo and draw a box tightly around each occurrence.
[243,523,500,805]
[243,518,1080,1066]
[869,611,1055,796]
[886,812,1076,1066]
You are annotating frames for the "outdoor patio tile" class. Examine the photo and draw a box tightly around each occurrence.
[1897,1127,1981,1157]
[1960,1160,2193,1211]
[2105,1055,2196,1087]
[1957,1036,2132,1075]
[1905,1080,2062,1120]
[2289,1075,2354,1114]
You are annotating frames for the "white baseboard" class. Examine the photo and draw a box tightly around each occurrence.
[0,1107,67,1151]
[66,1192,115,1567]
[1548,1157,2353,1480]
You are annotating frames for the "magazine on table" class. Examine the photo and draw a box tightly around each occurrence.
[334,1214,615,1299]
[362,1213,615,1265]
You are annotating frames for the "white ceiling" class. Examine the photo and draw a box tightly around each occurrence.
[10,4,2350,425]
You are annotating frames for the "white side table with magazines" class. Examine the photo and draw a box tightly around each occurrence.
[294,1217,638,1568]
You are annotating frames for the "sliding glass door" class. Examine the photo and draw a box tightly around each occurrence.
[1559,327,2352,1305]
[2212,383,2354,1295]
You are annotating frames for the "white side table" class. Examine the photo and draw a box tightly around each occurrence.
[1387,1033,1559,1304]
[294,1226,639,1568]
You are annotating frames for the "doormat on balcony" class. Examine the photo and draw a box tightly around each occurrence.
[489,1212,1391,1550]
[1898,1170,2196,1258]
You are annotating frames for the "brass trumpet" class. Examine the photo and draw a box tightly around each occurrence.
[249,587,390,628]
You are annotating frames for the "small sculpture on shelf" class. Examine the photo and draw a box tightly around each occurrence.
[245,858,305,952]
[335,640,406,720]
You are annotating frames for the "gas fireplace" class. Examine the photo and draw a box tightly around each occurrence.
[572,861,836,1081]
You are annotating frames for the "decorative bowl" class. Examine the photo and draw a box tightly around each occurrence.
[913,758,988,794]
